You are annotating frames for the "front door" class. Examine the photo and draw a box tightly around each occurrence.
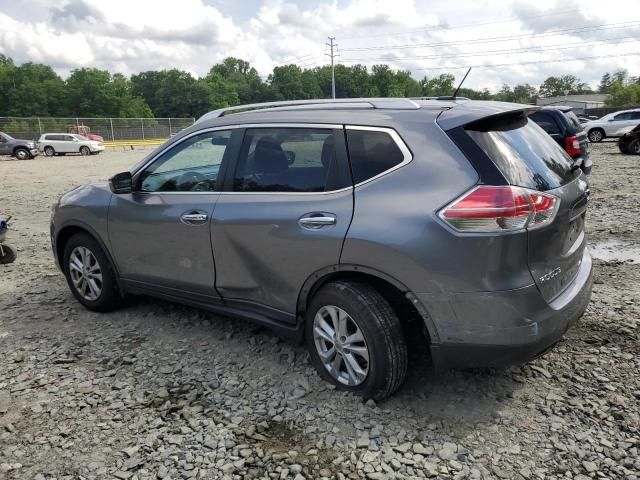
[0,133,10,155]
[108,128,234,298]
[211,125,353,323]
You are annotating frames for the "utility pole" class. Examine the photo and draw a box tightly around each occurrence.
[325,37,337,99]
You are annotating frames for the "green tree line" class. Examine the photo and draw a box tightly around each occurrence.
[0,53,638,118]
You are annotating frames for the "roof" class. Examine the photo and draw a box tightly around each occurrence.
[179,98,537,139]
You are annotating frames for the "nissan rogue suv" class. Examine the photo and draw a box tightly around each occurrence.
[50,98,593,399]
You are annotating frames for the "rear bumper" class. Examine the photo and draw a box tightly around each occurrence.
[424,248,593,368]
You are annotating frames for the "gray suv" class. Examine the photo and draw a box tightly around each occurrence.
[51,98,593,399]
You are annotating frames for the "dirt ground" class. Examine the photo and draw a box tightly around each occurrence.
[0,143,638,480]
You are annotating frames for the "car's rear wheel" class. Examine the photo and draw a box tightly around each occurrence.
[0,244,17,264]
[13,148,30,160]
[305,281,408,400]
[44,146,55,157]
[588,128,604,143]
[80,146,91,156]
[63,233,120,312]
[629,139,640,155]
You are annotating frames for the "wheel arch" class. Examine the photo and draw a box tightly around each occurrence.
[55,222,123,292]
[297,264,439,344]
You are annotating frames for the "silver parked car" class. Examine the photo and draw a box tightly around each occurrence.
[582,108,640,142]
[38,133,105,156]
[50,98,593,399]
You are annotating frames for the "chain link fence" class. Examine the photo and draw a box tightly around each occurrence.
[0,117,195,142]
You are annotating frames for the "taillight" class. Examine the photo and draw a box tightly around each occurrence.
[439,186,558,233]
[564,136,581,157]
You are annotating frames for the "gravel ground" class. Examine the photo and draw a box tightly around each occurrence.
[0,143,638,480]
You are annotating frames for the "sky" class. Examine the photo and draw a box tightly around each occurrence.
[0,0,639,92]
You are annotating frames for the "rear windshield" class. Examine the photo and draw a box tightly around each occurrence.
[466,116,579,191]
[564,111,583,132]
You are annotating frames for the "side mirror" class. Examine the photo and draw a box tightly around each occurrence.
[109,171,133,194]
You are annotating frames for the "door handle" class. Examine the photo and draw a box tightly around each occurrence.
[180,212,208,224]
[299,214,336,229]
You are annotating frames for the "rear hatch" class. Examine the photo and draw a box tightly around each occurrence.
[461,112,590,302]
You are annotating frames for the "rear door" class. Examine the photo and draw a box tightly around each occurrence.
[465,116,589,302]
[211,124,353,323]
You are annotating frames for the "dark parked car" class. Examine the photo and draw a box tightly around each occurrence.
[51,98,593,399]
[618,124,640,155]
[0,132,39,160]
[530,106,592,174]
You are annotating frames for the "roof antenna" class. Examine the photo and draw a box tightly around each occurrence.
[452,67,472,99]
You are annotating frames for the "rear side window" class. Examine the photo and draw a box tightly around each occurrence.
[346,128,405,184]
[563,111,583,132]
[530,112,560,135]
[233,128,346,192]
[466,116,579,191]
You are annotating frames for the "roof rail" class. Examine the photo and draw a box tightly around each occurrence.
[196,98,421,123]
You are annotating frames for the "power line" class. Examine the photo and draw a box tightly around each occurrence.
[366,51,640,71]
[340,20,640,52]
[341,37,640,62]
[339,8,583,40]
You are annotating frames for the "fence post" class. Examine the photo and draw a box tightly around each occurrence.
[76,117,80,129]
[37,117,42,135]
[141,118,145,140]
[168,117,172,136]
[110,118,115,142]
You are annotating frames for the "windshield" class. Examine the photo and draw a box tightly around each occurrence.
[466,116,579,192]
[74,134,89,141]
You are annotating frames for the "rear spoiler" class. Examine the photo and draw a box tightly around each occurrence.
[436,102,539,131]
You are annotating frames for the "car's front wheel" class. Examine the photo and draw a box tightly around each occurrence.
[305,281,408,400]
[80,146,91,156]
[13,148,30,160]
[63,233,120,312]
[588,128,605,143]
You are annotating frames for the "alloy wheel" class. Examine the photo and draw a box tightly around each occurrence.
[313,305,370,386]
[589,130,603,142]
[68,246,103,301]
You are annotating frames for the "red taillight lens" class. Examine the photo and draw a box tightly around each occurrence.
[564,136,581,157]
[440,186,558,233]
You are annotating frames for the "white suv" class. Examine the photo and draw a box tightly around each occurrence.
[38,133,105,156]
[583,109,640,142]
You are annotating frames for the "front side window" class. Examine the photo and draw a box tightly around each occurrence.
[140,130,231,192]
[345,128,405,184]
[64,135,75,141]
[233,128,343,192]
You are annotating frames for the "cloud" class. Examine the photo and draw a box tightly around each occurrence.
[0,0,638,91]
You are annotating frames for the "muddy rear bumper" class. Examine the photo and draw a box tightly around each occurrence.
[426,248,593,369]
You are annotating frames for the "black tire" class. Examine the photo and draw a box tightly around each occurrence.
[44,146,55,157]
[13,148,30,161]
[0,244,17,264]
[629,138,640,155]
[588,128,605,143]
[80,146,90,156]
[619,141,628,154]
[59,153,66,156]
[62,233,120,312]
[305,281,408,400]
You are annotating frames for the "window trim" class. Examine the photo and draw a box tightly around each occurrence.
[131,123,412,196]
[345,125,413,189]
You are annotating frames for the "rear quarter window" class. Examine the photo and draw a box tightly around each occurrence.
[466,116,579,191]
[563,111,584,132]
[345,128,406,184]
